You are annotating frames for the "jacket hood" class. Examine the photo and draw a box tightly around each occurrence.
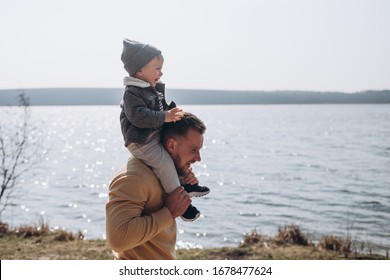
[123,76,151,88]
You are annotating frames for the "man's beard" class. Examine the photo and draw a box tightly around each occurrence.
[173,154,187,177]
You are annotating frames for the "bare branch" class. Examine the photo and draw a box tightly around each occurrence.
[0,91,45,218]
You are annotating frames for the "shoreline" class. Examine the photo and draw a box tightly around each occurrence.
[0,222,388,260]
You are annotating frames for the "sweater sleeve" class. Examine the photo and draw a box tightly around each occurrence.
[105,173,174,253]
[122,90,166,129]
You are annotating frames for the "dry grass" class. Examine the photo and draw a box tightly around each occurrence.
[241,224,311,247]
[274,224,311,246]
[1,222,388,260]
[317,235,352,255]
[0,221,83,240]
[242,230,269,245]
[0,234,113,260]
[0,221,111,260]
[0,221,9,234]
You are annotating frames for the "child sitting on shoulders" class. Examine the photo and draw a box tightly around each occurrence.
[119,39,210,221]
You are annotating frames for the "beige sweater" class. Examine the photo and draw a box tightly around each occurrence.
[106,157,177,259]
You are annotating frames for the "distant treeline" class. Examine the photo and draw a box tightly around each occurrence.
[1,88,390,106]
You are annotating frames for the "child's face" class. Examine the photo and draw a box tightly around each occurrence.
[136,55,164,87]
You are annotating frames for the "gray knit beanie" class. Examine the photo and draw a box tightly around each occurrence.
[121,39,161,77]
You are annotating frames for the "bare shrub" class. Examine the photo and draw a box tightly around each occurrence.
[274,224,311,246]
[242,230,268,246]
[318,235,352,255]
[54,229,84,242]
[0,92,46,217]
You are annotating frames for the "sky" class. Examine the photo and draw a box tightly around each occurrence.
[0,0,389,92]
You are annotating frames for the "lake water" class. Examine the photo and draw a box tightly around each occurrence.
[0,104,389,252]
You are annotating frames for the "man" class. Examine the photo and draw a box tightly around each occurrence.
[106,112,207,259]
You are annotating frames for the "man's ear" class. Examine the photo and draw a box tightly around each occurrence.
[166,138,176,152]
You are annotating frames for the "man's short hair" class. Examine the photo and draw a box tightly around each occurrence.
[161,112,206,144]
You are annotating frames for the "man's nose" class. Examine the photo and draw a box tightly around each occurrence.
[194,151,201,162]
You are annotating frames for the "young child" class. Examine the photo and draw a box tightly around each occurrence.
[119,39,209,221]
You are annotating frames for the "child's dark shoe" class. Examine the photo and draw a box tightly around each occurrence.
[180,204,200,222]
[183,184,210,198]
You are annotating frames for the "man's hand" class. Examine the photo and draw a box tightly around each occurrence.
[165,187,191,218]
[165,107,183,123]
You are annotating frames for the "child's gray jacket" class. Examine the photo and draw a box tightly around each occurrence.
[120,78,175,146]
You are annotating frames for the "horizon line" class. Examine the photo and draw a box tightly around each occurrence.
[1,87,390,94]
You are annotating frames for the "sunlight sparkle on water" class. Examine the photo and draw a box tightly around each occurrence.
[176,240,203,250]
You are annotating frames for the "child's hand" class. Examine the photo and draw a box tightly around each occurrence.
[165,107,183,123]
[182,166,199,185]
